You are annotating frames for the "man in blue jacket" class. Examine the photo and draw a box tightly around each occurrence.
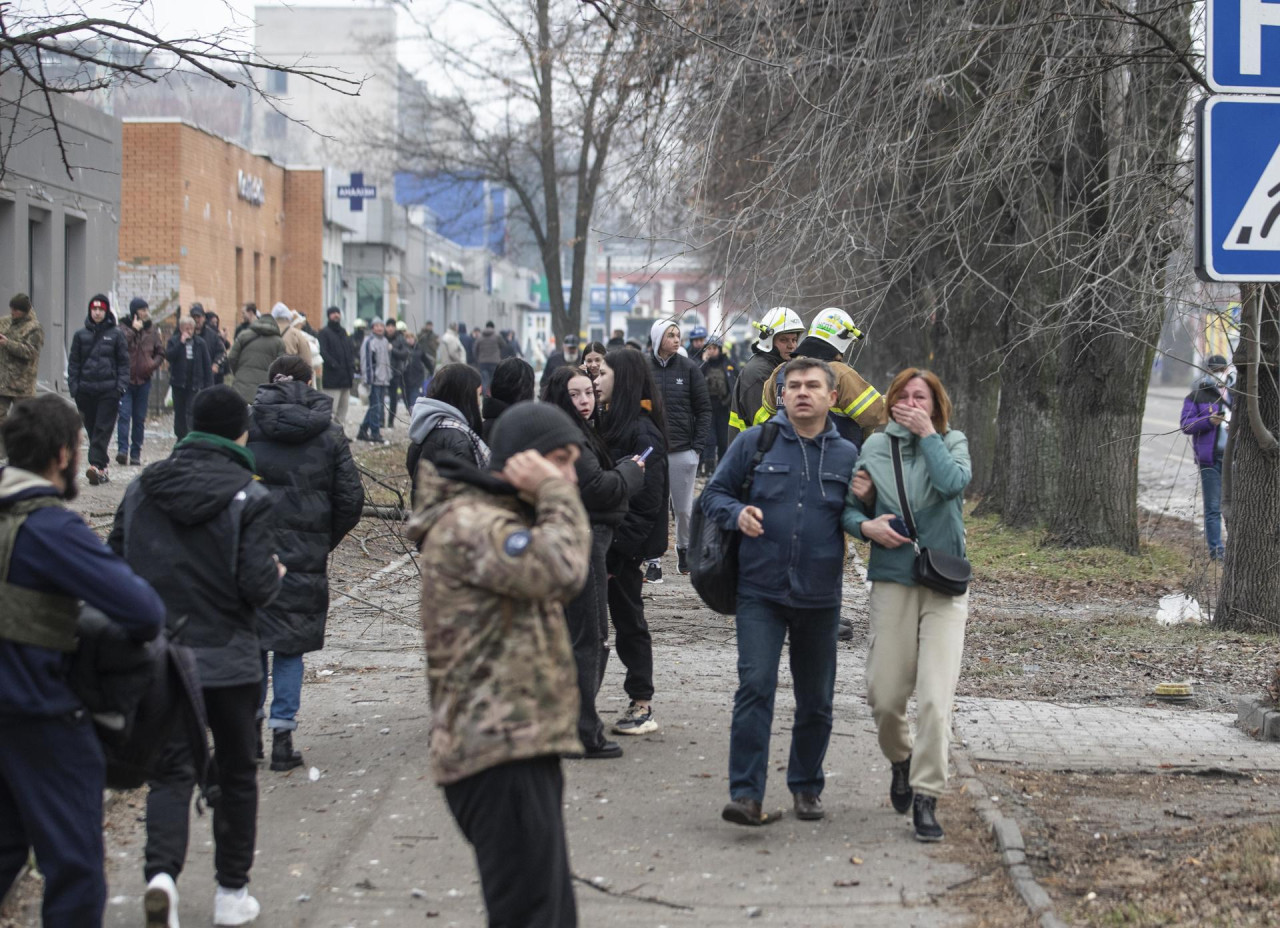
[701,358,857,827]
[0,394,166,927]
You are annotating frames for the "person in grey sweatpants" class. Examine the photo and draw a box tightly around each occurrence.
[646,319,711,580]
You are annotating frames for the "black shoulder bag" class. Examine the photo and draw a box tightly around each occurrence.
[689,422,781,614]
[889,436,971,597]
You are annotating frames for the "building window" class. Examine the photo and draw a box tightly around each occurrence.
[253,252,261,309]
[268,71,288,95]
[269,255,277,305]
[235,247,244,310]
[357,277,383,320]
[264,112,287,140]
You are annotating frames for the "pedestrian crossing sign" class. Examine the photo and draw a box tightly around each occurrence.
[1197,95,1280,280]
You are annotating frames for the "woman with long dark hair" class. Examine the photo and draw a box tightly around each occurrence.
[406,363,489,494]
[597,349,669,736]
[543,367,644,758]
[581,341,608,379]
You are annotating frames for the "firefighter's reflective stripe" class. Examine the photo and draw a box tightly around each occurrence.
[752,405,773,426]
[728,411,748,432]
[845,385,881,419]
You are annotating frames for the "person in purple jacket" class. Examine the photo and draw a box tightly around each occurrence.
[1179,354,1231,560]
[0,394,166,927]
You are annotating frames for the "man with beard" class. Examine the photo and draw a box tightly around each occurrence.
[539,333,582,394]
[0,293,44,457]
[0,395,165,926]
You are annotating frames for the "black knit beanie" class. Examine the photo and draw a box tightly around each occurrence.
[488,402,583,471]
[191,385,250,440]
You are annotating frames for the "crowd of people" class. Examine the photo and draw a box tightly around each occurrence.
[24,289,1249,927]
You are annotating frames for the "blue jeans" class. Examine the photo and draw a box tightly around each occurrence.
[116,380,151,460]
[360,384,385,439]
[728,593,839,803]
[1201,452,1224,559]
[258,651,304,731]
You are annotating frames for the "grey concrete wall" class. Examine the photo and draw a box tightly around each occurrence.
[0,73,122,392]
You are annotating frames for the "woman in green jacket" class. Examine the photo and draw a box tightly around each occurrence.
[842,368,970,843]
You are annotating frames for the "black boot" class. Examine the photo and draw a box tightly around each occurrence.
[677,546,689,575]
[890,755,913,813]
[913,793,943,842]
[255,719,264,761]
[270,730,304,772]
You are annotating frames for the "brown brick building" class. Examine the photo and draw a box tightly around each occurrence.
[119,119,329,328]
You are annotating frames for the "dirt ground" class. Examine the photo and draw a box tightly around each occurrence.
[965,765,1280,927]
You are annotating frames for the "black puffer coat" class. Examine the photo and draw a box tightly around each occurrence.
[318,320,356,389]
[576,436,644,528]
[648,349,711,454]
[68,299,129,398]
[108,438,281,687]
[166,332,213,392]
[604,413,669,561]
[248,381,365,654]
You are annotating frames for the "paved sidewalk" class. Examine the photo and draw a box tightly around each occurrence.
[955,697,1280,771]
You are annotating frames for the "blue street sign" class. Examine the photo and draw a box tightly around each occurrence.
[337,172,378,212]
[1207,0,1280,93]
[1196,95,1280,281]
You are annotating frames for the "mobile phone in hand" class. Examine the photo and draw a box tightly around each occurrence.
[638,446,654,462]
[888,516,910,537]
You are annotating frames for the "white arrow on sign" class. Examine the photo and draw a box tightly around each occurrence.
[1225,141,1280,250]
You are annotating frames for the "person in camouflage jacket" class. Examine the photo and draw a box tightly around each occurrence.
[0,293,44,456]
[406,401,590,928]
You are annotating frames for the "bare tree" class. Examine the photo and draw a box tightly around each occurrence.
[385,0,682,345]
[0,0,362,180]
[654,0,1196,554]
[1219,283,1280,633]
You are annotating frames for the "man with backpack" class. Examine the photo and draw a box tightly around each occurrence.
[0,394,166,927]
[109,385,283,927]
[700,358,858,827]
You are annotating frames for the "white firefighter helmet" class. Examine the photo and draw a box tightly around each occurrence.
[808,308,864,355]
[752,307,805,352]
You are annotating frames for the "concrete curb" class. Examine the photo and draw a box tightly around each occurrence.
[1236,695,1280,741]
[954,751,1070,928]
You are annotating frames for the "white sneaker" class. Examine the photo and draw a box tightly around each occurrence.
[144,872,179,928]
[213,885,260,926]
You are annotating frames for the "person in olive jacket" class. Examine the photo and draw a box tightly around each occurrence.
[68,293,129,485]
[227,305,287,402]
[248,356,364,771]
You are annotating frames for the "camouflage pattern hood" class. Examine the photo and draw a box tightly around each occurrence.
[407,460,590,785]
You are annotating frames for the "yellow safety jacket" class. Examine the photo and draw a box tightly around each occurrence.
[757,360,887,440]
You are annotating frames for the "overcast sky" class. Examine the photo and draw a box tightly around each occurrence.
[65,0,454,74]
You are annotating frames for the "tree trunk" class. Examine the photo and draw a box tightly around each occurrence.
[1217,284,1280,633]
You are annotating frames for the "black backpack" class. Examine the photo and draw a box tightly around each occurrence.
[688,422,780,614]
[72,607,211,792]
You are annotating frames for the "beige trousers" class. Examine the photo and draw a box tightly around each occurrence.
[323,388,350,430]
[866,581,968,798]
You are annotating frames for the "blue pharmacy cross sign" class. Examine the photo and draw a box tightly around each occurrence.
[337,172,378,212]
[1208,0,1280,93]
[1195,96,1280,280]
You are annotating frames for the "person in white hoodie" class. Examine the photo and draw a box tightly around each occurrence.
[645,319,711,581]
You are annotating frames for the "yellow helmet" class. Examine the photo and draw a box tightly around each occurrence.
[808,308,863,354]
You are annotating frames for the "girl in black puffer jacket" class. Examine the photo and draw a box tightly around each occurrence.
[68,294,129,484]
[597,349,670,738]
[543,366,644,757]
[247,356,365,770]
